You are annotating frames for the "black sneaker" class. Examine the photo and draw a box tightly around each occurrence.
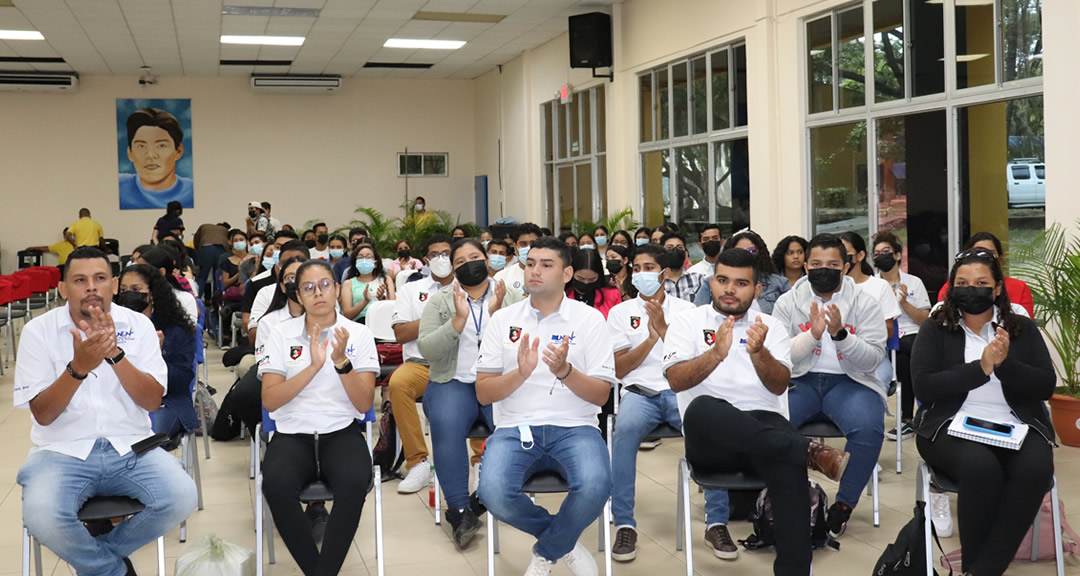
[469,491,487,517]
[446,507,481,549]
[886,422,915,441]
[84,518,115,537]
[612,527,637,562]
[704,525,738,560]
[305,501,329,547]
[826,502,852,538]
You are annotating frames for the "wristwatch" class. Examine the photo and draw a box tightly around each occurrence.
[830,328,848,342]
[104,348,126,365]
[335,359,353,374]
[66,361,88,380]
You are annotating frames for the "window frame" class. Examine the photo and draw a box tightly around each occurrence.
[396,152,449,178]
[542,85,608,231]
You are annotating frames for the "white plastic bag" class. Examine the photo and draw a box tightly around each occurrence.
[175,535,255,576]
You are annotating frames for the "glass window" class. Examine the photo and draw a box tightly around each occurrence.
[639,74,653,143]
[658,68,670,140]
[423,154,446,175]
[811,121,868,237]
[692,56,708,135]
[959,95,1045,273]
[734,45,748,126]
[558,102,568,159]
[543,103,553,162]
[575,163,593,223]
[596,87,607,152]
[955,0,995,89]
[641,150,670,226]
[711,49,730,131]
[873,0,905,102]
[715,138,751,237]
[807,16,834,113]
[581,90,592,156]
[1002,0,1043,81]
[545,164,555,230]
[672,61,689,138]
[597,155,608,217]
[558,164,574,227]
[1035,164,1045,179]
[911,0,945,97]
[838,7,866,109]
[676,144,709,238]
[1011,165,1030,179]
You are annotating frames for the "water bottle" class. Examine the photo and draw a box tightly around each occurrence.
[428,463,436,508]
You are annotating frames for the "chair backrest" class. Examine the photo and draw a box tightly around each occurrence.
[15,269,49,293]
[0,281,11,306]
[365,300,397,342]
[2,274,31,300]
[395,269,418,291]
[31,266,60,287]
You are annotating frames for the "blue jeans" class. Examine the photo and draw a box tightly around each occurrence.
[423,378,494,512]
[788,373,885,508]
[151,406,185,438]
[195,244,225,296]
[478,425,611,562]
[611,390,728,527]
[17,440,198,576]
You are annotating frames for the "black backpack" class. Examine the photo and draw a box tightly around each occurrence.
[739,480,839,551]
[370,398,405,482]
[871,501,948,576]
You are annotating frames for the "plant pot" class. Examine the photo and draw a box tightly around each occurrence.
[1049,393,1080,447]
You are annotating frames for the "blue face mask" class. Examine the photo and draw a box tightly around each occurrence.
[489,254,507,271]
[632,271,663,297]
[635,238,649,246]
[355,258,376,275]
[249,243,264,256]
[329,249,345,260]
[596,235,608,247]
[517,246,530,263]
[262,256,276,270]
[233,241,247,252]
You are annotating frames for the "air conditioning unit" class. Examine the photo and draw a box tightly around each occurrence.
[0,72,79,92]
[250,75,341,94]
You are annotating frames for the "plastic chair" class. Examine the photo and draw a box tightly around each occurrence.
[1,274,32,366]
[364,300,398,342]
[254,407,384,576]
[23,497,167,576]
[917,462,1064,576]
[799,420,880,528]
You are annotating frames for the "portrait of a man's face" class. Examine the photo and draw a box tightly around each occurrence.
[117,99,194,210]
[128,124,183,190]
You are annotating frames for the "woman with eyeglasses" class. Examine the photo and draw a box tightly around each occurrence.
[702,230,790,314]
[259,259,380,576]
[115,264,198,438]
[340,242,395,323]
[936,232,1034,317]
[417,239,508,549]
[911,248,1055,576]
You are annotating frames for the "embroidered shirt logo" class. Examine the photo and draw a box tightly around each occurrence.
[290,346,303,360]
[116,329,135,345]
[419,292,429,302]
[629,316,641,329]
[703,329,716,346]
[509,326,522,343]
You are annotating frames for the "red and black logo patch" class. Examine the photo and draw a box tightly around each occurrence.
[509,326,522,343]
[290,346,303,360]
[703,329,716,346]
[630,316,641,329]
[419,292,428,302]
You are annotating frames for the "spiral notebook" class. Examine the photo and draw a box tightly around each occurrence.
[947,411,1028,450]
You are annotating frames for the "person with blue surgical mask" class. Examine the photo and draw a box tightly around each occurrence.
[487,239,510,278]
[237,232,268,285]
[218,229,249,291]
[593,225,610,249]
[634,227,652,246]
[327,234,348,266]
[340,242,395,324]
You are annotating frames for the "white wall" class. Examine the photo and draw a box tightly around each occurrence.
[0,75,476,273]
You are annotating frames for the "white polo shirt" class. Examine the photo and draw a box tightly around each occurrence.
[257,313,380,434]
[392,275,447,362]
[14,304,168,459]
[607,294,696,393]
[454,279,495,383]
[855,275,903,324]
[253,305,302,359]
[477,296,616,429]
[687,259,715,279]
[248,283,277,331]
[493,264,527,299]
[879,271,931,338]
[662,306,792,419]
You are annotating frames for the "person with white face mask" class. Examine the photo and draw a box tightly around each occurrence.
[486,239,511,278]
[237,232,268,285]
[339,242,394,324]
[413,196,427,215]
[493,223,542,305]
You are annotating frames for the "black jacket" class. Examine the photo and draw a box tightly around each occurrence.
[910,313,1056,445]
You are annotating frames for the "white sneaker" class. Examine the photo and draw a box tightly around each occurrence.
[398,460,432,494]
[469,462,481,494]
[523,553,554,576]
[561,542,598,576]
[930,492,953,537]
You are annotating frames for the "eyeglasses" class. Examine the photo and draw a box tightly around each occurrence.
[955,248,997,262]
[300,278,334,296]
[427,251,450,260]
[282,274,297,284]
[872,248,894,257]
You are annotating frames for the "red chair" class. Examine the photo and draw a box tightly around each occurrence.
[1,274,31,366]
[16,268,51,313]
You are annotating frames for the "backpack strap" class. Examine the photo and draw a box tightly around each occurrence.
[930,521,952,576]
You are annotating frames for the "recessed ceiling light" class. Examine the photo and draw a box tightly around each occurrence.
[222,5,320,18]
[0,30,45,41]
[384,38,466,50]
[221,35,304,46]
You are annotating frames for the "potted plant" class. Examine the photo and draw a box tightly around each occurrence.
[1012,222,1080,446]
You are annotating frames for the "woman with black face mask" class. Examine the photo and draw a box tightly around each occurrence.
[415,239,509,549]
[910,248,1056,576]
[604,244,632,301]
[256,256,308,338]
[566,247,621,319]
[115,264,198,438]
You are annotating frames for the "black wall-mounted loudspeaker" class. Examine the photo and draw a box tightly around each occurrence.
[568,12,612,69]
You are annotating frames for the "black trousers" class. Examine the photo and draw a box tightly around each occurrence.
[682,396,813,576]
[262,421,372,576]
[896,334,917,421]
[917,432,1054,576]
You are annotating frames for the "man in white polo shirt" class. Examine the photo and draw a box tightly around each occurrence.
[15,247,198,576]
[663,248,850,576]
[476,236,615,576]
[493,222,541,304]
[607,243,731,563]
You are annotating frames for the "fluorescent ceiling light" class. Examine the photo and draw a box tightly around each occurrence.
[222,5,320,17]
[413,11,506,24]
[384,38,466,50]
[0,30,44,41]
[221,35,304,46]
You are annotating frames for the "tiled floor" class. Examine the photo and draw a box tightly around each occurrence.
[1,335,1078,575]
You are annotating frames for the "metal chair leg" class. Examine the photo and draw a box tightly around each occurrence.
[255,472,264,576]
[681,459,694,576]
[21,527,29,576]
[434,471,441,525]
[191,435,204,510]
[156,535,166,575]
[374,464,385,576]
[918,463,933,576]
[602,500,612,576]
[675,458,685,552]
[1051,477,1065,576]
[487,511,496,576]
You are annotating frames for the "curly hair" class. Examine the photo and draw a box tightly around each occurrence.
[772,235,808,277]
[930,248,1022,338]
[120,264,195,333]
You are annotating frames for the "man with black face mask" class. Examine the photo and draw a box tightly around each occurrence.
[772,233,887,540]
[661,232,703,302]
[309,222,330,260]
[688,224,724,278]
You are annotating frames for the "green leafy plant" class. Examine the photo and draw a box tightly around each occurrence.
[1012,222,1080,397]
[338,207,397,257]
[564,208,640,236]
